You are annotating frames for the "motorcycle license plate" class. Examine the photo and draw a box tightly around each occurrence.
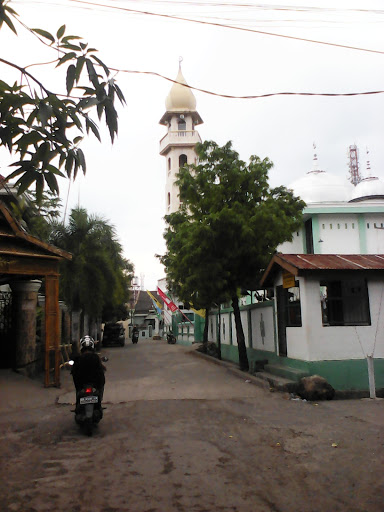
[80,396,98,405]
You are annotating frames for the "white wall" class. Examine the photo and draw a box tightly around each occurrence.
[365,214,384,253]
[317,213,360,254]
[285,275,384,361]
[250,306,275,352]
[278,230,303,253]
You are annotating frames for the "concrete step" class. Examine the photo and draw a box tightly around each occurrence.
[264,363,309,382]
[254,371,298,393]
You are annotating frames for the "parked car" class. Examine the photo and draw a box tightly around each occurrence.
[102,323,125,347]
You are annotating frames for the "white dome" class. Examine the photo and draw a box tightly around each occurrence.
[165,68,197,112]
[350,176,384,202]
[288,170,353,203]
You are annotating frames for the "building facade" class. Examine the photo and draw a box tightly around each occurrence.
[208,160,384,393]
[158,66,204,340]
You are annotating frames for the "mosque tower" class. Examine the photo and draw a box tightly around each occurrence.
[159,63,203,215]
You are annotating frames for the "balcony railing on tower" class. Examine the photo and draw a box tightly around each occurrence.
[160,130,202,154]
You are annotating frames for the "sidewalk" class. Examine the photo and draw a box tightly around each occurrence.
[0,367,73,412]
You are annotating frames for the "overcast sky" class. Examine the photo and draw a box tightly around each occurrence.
[1,0,384,289]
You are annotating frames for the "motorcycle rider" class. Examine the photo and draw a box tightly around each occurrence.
[131,325,139,343]
[71,335,106,407]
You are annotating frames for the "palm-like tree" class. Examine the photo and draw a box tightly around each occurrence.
[50,208,133,324]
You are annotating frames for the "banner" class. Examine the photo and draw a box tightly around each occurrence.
[157,286,178,312]
[157,286,194,324]
[146,290,162,311]
[190,306,206,318]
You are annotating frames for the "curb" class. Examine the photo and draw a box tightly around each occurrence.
[188,348,271,392]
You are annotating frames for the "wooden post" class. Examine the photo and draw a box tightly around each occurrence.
[45,275,60,387]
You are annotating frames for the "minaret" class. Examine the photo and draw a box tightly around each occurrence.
[159,63,203,215]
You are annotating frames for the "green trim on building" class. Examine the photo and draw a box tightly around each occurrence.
[304,205,384,214]
[357,214,367,254]
[219,343,384,391]
[194,314,205,342]
[312,215,322,254]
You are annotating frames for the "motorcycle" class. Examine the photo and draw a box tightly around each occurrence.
[75,384,103,436]
[68,357,107,436]
[132,331,139,344]
[167,332,176,344]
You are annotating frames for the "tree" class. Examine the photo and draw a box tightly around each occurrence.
[24,189,62,241]
[161,140,305,371]
[49,207,133,324]
[160,208,231,348]
[0,0,125,199]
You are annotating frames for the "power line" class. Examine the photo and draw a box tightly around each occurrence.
[112,68,384,100]
[68,0,384,55]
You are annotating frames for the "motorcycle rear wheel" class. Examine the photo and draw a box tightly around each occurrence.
[84,418,93,436]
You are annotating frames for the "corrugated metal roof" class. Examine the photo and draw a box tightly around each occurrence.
[278,254,384,271]
[260,254,384,287]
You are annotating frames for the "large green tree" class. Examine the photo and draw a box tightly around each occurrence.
[0,0,125,199]
[49,208,133,323]
[161,140,305,371]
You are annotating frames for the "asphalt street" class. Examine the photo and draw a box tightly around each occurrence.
[0,339,383,512]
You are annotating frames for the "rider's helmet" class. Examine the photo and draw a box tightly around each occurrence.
[80,335,95,351]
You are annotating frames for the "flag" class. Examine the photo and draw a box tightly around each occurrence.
[157,286,178,312]
[146,290,162,311]
[191,307,206,318]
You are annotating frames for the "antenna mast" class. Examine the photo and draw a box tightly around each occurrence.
[348,144,362,186]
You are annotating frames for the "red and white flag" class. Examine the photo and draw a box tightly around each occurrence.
[157,286,177,312]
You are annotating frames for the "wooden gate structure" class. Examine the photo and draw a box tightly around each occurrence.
[0,201,71,387]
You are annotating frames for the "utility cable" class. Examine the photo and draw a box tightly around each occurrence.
[111,68,384,99]
[68,0,384,55]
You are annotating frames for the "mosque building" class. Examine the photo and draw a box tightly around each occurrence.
[159,67,384,394]
[159,64,203,216]
[158,65,205,342]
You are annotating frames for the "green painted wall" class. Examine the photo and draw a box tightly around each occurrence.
[220,343,384,391]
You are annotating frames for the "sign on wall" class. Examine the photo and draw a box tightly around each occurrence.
[282,271,296,289]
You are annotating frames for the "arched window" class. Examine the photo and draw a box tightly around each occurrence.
[167,192,171,207]
[168,158,171,171]
[179,154,187,168]
[178,117,186,131]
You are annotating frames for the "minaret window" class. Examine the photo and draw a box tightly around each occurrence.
[167,192,171,207]
[168,158,171,172]
[179,154,187,168]
[178,117,186,131]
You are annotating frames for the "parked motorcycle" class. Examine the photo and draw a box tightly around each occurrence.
[132,331,139,344]
[167,332,176,344]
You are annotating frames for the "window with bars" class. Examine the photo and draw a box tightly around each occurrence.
[320,279,371,326]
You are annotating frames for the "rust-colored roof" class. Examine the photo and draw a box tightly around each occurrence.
[260,254,384,287]
[0,201,72,261]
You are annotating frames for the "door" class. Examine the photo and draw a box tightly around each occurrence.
[276,286,287,357]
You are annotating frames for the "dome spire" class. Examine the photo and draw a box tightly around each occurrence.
[159,62,203,126]
[165,62,197,112]
[313,142,319,171]
[366,147,372,177]
[309,142,323,174]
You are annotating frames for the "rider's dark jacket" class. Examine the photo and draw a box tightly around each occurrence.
[71,350,105,390]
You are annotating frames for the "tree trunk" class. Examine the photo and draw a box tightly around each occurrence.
[232,296,249,371]
[203,309,209,346]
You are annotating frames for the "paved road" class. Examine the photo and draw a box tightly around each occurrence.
[59,339,266,404]
[1,339,383,512]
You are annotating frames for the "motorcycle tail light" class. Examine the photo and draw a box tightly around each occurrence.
[85,387,93,394]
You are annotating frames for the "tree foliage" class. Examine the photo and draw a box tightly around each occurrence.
[0,0,125,200]
[161,140,305,370]
[49,208,133,322]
